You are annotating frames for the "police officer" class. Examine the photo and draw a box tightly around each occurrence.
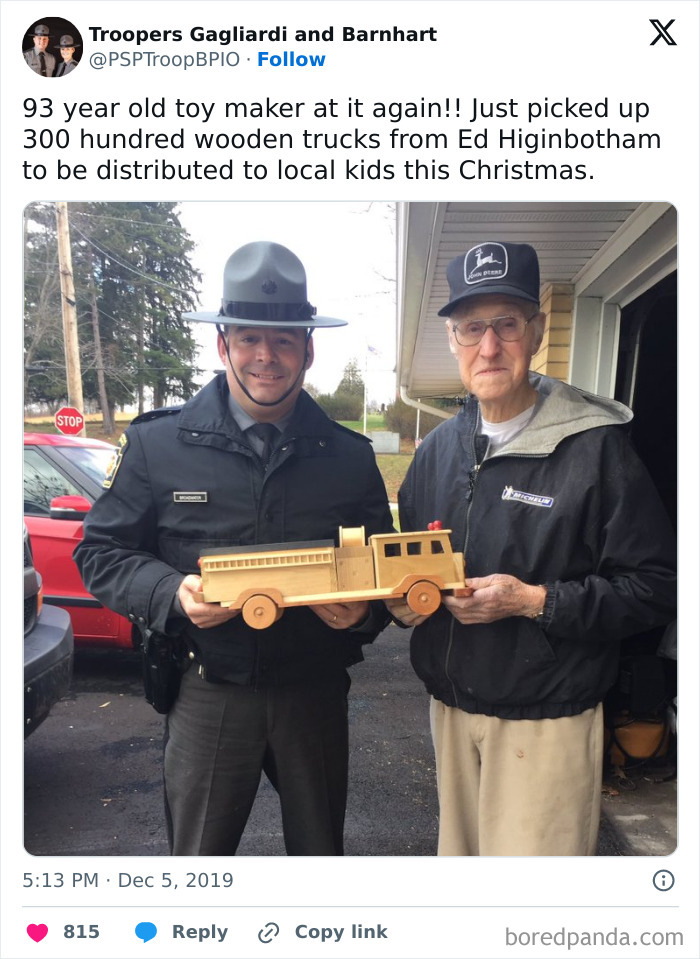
[75,241,393,856]
[24,24,56,76]
[54,35,81,76]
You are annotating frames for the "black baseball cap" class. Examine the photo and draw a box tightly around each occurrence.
[438,241,540,316]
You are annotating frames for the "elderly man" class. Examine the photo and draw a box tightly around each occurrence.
[388,241,676,856]
[75,241,393,856]
[24,24,55,76]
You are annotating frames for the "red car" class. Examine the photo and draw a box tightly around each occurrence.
[23,432,135,649]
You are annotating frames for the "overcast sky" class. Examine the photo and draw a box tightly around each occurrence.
[177,201,398,404]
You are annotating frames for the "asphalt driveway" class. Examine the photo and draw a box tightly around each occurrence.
[24,624,624,856]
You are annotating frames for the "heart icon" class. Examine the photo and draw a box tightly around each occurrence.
[27,924,48,943]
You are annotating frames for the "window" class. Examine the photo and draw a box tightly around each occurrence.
[57,446,113,486]
[407,541,422,556]
[24,449,81,515]
[383,543,401,558]
[431,539,445,554]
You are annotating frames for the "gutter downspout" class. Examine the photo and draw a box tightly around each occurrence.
[399,386,454,421]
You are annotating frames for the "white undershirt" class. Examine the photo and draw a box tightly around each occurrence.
[480,404,536,453]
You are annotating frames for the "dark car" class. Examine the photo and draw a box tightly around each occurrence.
[23,432,135,649]
[24,525,74,736]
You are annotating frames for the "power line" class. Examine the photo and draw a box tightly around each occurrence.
[29,201,190,234]
[70,210,190,233]
[68,221,199,297]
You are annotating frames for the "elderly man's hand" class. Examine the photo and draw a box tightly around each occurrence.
[178,575,241,629]
[443,575,546,625]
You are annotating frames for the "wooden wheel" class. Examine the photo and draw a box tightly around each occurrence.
[405,580,441,616]
[242,594,280,630]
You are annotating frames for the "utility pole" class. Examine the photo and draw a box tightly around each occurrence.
[88,251,113,435]
[55,201,85,435]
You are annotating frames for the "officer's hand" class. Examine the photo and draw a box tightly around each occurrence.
[312,600,371,630]
[443,574,546,625]
[384,596,430,628]
[178,575,241,629]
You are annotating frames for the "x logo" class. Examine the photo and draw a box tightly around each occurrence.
[650,18,676,45]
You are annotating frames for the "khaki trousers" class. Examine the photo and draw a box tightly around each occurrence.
[430,698,604,856]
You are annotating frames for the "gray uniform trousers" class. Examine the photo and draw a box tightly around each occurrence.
[164,666,350,855]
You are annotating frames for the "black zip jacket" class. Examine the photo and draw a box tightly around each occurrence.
[399,375,676,720]
[75,376,394,685]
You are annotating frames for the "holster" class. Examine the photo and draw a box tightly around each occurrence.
[139,627,188,715]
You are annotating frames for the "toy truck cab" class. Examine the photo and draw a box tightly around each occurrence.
[369,529,466,616]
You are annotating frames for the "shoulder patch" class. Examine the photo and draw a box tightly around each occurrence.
[103,433,128,489]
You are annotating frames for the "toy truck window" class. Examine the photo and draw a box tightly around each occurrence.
[406,541,422,556]
[383,543,401,558]
[431,539,445,554]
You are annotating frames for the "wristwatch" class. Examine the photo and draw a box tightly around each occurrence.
[529,584,548,624]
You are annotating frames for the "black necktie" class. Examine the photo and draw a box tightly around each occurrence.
[249,423,278,468]
[57,63,65,77]
[39,53,46,76]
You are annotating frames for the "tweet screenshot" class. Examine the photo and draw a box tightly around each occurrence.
[1,0,698,956]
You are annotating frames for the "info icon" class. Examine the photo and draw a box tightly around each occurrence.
[652,870,675,892]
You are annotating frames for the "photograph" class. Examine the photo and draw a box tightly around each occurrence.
[23,201,677,858]
[22,18,82,78]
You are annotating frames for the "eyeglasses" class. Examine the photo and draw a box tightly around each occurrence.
[451,313,537,347]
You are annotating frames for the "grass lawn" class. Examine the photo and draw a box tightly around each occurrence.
[372,452,413,503]
[337,413,385,433]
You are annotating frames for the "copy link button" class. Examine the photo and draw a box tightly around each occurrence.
[259,922,280,943]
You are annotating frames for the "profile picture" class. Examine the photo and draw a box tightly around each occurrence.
[23,18,82,77]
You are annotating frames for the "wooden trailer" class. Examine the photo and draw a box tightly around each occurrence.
[196,527,469,629]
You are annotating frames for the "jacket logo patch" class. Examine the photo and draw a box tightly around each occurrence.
[502,486,553,508]
[173,492,209,503]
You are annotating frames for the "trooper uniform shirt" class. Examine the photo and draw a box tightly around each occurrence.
[75,375,395,685]
[55,58,78,76]
[24,47,56,75]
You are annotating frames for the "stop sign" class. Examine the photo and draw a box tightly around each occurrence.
[54,406,85,435]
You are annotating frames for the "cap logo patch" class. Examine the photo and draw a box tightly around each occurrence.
[261,280,278,295]
[464,242,508,285]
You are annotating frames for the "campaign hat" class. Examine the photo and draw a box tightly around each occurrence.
[438,241,540,316]
[55,35,81,48]
[184,241,346,328]
[31,24,51,37]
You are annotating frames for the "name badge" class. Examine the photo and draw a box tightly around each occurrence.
[173,492,209,503]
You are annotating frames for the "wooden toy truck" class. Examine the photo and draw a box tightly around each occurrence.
[196,526,470,629]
